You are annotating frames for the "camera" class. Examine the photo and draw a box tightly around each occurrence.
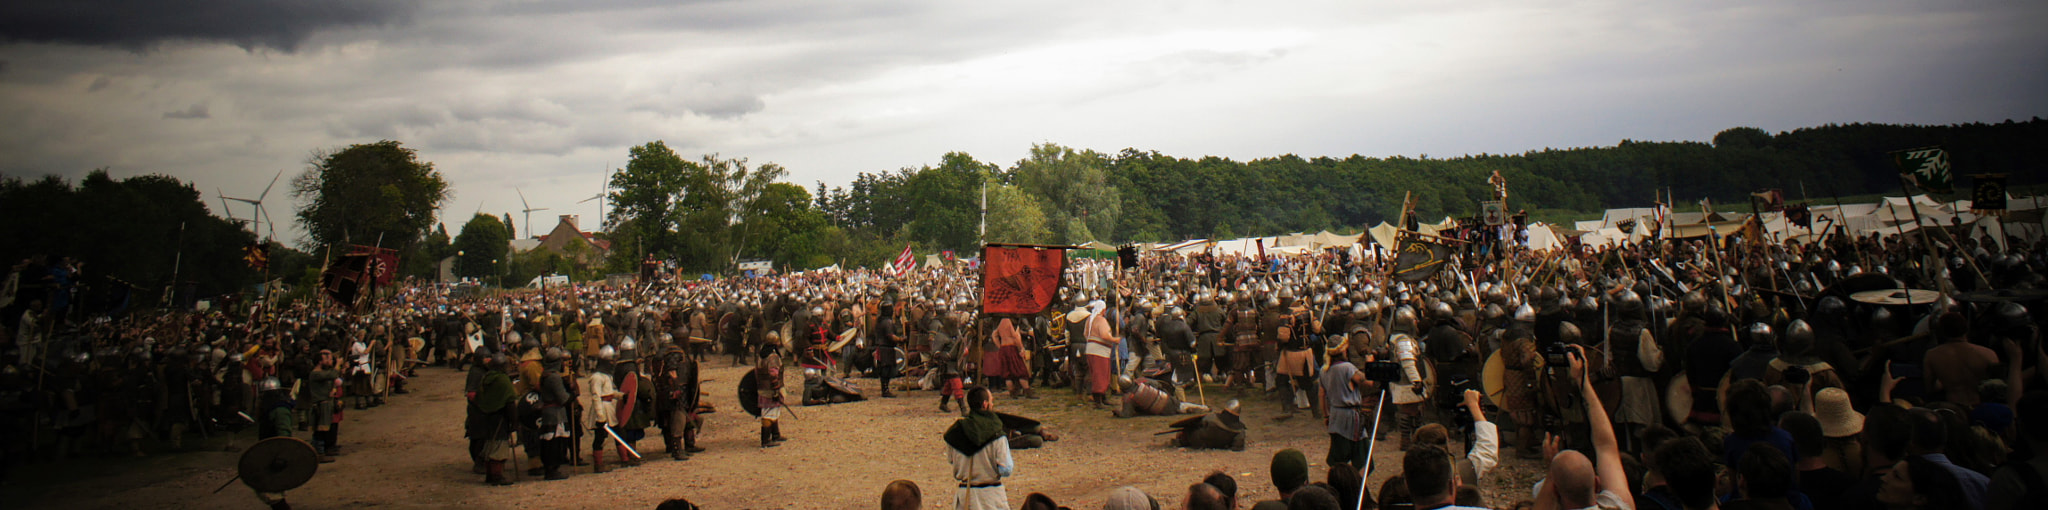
[1542,342,1573,366]
[1783,365,1810,385]
[1362,361,1401,384]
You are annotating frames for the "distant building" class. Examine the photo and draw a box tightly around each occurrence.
[509,215,611,265]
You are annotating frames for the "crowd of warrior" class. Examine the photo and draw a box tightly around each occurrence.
[4,225,2048,510]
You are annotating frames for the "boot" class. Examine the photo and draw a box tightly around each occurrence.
[544,466,568,481]
[938,397,952,413]
[760,427,778,448]
[592,450,607,474]
[486,461,513,486]
[770,423,788,443]
[473,461,487,475]
[685,430,705,453]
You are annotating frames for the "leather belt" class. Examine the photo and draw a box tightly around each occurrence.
[960,482,1003,489]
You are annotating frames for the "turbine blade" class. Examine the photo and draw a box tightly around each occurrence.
[258,169,282,201]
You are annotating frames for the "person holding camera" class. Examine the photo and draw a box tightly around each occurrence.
[1531,343,1634,510]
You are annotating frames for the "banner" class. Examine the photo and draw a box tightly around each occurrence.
[1480,201,1506,226]
[1389,236,1450,282]
[1749,189,1785,212]
[1893,146,1952,194]
[244,242,269,271]
[321,253,371,306]
[1972,174,2007,215]
[1784,204,1813,229]
[889,243,915,276]
[347,245,399,287]
[981,246,1067,315]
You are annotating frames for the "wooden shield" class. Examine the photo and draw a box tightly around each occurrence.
[1480,351,1507,407]
[1665,371,1692,425]
[737,370,761,417]
[239,437,319,493]
[826,328,860,352]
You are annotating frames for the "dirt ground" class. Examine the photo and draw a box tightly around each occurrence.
[7,360,1549,509]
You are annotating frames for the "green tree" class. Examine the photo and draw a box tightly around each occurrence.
[607,141,695,269]
[290,140,452,252]
[1012,143,1120,243]
[451,213,509,281]
[904,152,992,251]
[984,183,1050,244]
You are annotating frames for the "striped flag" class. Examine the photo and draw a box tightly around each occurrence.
[889,243,915,276]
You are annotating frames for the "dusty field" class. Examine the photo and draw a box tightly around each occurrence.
[8,360,1548,509]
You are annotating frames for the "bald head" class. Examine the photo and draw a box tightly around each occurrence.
[1548,450,1597,508]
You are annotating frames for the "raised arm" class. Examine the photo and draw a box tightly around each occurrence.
[1570,345,1633,510]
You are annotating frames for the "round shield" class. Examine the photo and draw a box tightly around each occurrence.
[1665,371,1693,425]
[1849,289,1942,306]
[826,328,860,352]
[737,370,761,417]
[407,337,426,354]
[1480,351,1506,407]
[239,437,319,493]
[370,373,389,394]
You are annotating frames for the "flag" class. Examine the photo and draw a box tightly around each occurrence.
[243,242,269,271]
[1389,236,1450,282]
[1616,219,1637,235]
[981,246,1067,315]
[321,253,372,306]
[1480,201,1506,226]
[889,243,915,276]
[347,245,399,287]
[1893,146,1952,193]
[1972,174,2008,216]
[1749,189,1785,212]
[1785,204,1813,229]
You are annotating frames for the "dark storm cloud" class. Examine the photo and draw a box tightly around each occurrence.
[0,0,418,51]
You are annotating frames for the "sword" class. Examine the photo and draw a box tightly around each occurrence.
[601,424,642,459]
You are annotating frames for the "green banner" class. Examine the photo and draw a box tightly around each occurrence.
[1892,146,1952,194]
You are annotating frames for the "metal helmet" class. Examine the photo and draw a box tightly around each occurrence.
[597,345,618,361]
[1781,319,1815,356]
[1681,291,1708,313]
[1429,300,1455,321]
[1991,302,2032,336]
[1615,290,1644,317]
[1747,322,1776,347]
[1816,296,1847,318]
[1482,303,1505,321]
[1392,306,1420,332]
[1221,399,1241,416]
[1116,374,1136,393]
[1512,303,1537,323]
[1557,321,1583,345]
[619,336,638,353]
[1578,296,1601,314]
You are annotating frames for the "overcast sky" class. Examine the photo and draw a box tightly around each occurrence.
[3,0,2044,245]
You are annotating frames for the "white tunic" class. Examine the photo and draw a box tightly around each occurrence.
[948,437,1013,510]
[581,372,617,428]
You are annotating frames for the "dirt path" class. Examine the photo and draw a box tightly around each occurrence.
[9,360,1548,509]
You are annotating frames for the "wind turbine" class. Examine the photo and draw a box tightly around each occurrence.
[221,170,283,241]
[517,188,549,239]
[577,177,606,232]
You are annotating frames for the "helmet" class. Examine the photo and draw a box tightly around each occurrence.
[1990,302,2031,336]
[257,377,282,392]
[1615,290,1644,317]
[1482,303,1505,321]
[1747,322,1776,347]
[1512,304,1536,323]
[619,336,638,353]
[1429,301,1454,320]
[1221,399,1241,416]
[1392,306,1419,332]
[1557,321,1583,345]
[597,345,618,361]
[1781,320,1814,356]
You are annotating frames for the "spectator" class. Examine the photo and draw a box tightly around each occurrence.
[1188,483,1231,510]
[881,479,922,510]
[1204,471,1240,508]
[1725,443,1802,510]
[1327,464,1365,510]
[1781,411,1855,508]
[1404,445,1489,510]
[1838,404,1912,510]
[1812,387,1866,476]
[1906,407,1990,508]
[1023,492,1067,510]
[1532,344,1634,510]
[1723,379,1799,468]
[1103,486,1158,510]
[1650,437,1720,510]
[1876,456,1969,510]
[1286,485,1341,510]
[947,386,1014,510]
[1987,392,2048,510]
[1252,449,1311,510]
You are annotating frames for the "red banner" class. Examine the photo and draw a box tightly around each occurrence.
[348,245,400,286]
[981,246,1067,315]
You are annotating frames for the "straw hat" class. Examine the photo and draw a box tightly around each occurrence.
[1813,387,1864,437]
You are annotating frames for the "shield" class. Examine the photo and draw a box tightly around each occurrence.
[1480,351,1506,407]
[239,437,319,493]
[822,376,864,397]
[1665,371,1693,425]
[1849,289,1942,306]
[995,412,1041,432]
[407,337,426,355]
[737,371,761,417]
[1953,288,2048,303]
[827,328,860,352]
